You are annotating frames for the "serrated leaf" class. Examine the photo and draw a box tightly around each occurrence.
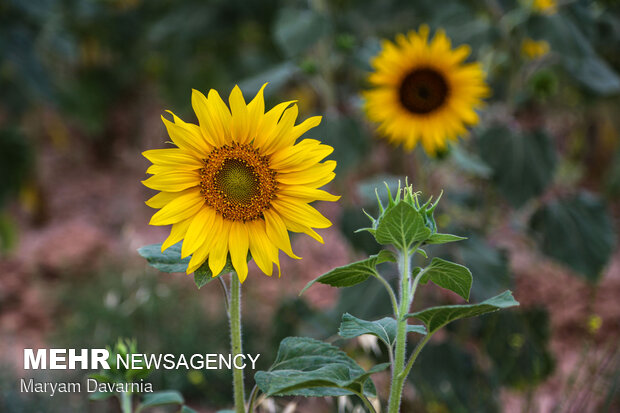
[375,202,431,250]
[529,193,616,282]
[300,250,395,294]
[420,258,473,301]
[339,313,426,348]
[137,391,184,411]
[255,337,388,397]
[137,242,189,273]
[406,291,519,334]
[426,233,467,245]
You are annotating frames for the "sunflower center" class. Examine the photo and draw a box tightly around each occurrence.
[200,143,277,222]
[398,68,449,114]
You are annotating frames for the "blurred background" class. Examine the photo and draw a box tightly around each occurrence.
[0,0,619,412]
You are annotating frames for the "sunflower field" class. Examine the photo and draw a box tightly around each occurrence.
[1,0,619,412]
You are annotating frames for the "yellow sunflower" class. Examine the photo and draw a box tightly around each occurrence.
[521,38,550,59]
[364,25,490,155]
[142,85,339,282]
[531,0,557,15]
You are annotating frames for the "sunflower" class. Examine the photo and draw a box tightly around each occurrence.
[364,25,490,155]
[521,38,550,59]
[531,0,557,15]
[142,85,339,282]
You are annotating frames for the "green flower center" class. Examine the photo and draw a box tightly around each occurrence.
[215,159,260,205]
[200,143,278,222]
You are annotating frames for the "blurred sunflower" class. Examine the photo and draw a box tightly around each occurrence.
[521,38,550,59]
[531,0,557,15]
[142,85,338,282]
[364,25,490,155]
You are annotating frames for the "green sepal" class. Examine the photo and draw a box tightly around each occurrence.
[426,233,467,244]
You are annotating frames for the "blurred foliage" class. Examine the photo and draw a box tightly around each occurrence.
[1,0,619,410]
[51,268,268,408]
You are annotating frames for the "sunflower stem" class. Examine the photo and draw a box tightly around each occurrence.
[387,248,411,413]
[229,272,245,413]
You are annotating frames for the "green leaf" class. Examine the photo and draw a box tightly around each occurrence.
[459,236,512,301]
[375,202,431,250]
[339,313,426,348]
[529,193,616,282]
[193,255,241,289]
[255,337,388,397]
[409,341,499,412]
[420,258,473,301]
[273,8,330,57]
[137,390,184,410]
[300,250,395,294]
[481,309,554,389]
[406,291,519,334]
[478,126,556,207]
[426,233,467,245]
[137,242,189,273]
[181,407,199,413]
[528,14,620,95]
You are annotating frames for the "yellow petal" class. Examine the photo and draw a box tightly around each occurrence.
[263,209,300,259]
[254,100,296,149]
[162,217,192,251]
[269,139,333,172]
[181,207,216,258]
[142,171,199,192]
[247,220,275,276]
[149,189,204,226]
[229,85,251,144]
[186,214,223,274]
[208,219,231,276]
[278,185,340,202]
[161,114,209,155]
[260,104,299,154]
[272,199,332,229]
[146,188,196,209]
[229,221,249,283]
[277,160,336,187]
[142,149,203,169]
[247,83,267,136]
[279,214,324,244]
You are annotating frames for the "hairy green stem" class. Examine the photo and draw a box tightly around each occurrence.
[246,385,259,413]
[230,272,245,413]
[373,272,399,317]
[387,248,411,413]
[400,333,432,381]
[354,391,378,413]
